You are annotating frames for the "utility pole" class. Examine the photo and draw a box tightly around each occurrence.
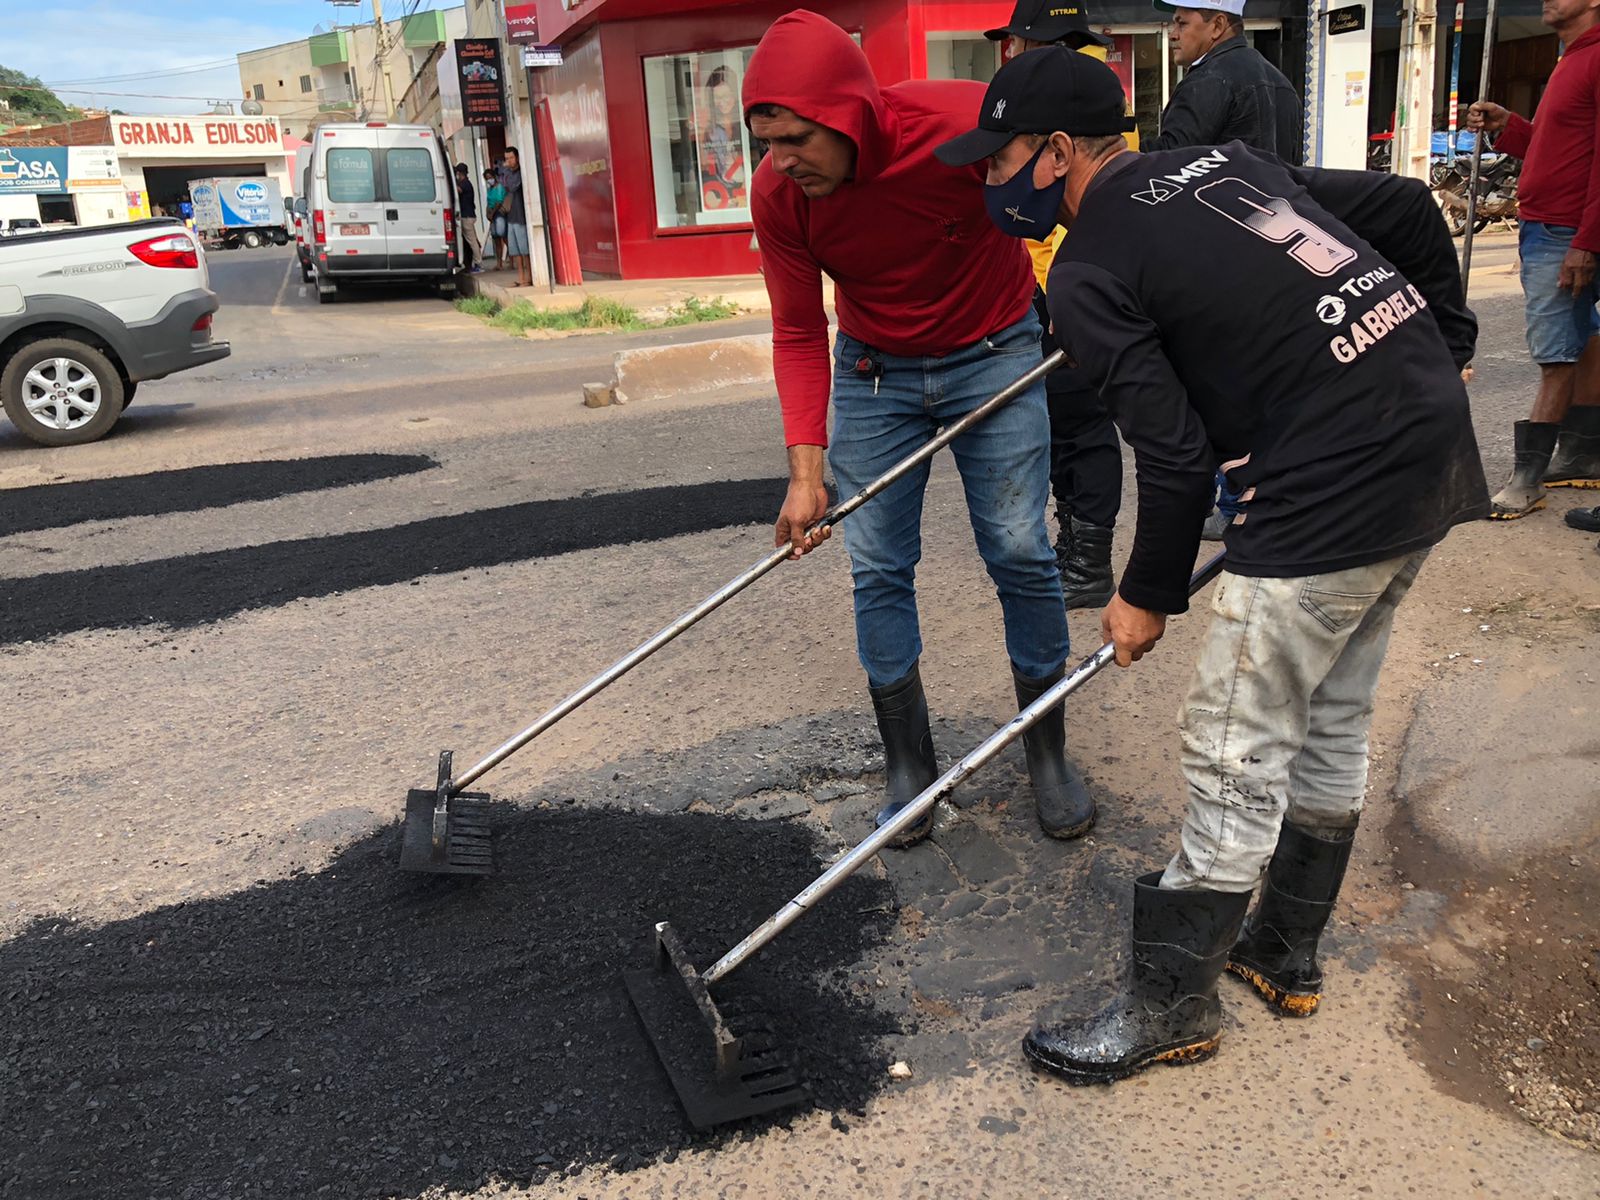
[369,0,395,117]
[1392,0,1439,181]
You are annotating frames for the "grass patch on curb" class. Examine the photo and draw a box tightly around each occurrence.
[457,292,740,336]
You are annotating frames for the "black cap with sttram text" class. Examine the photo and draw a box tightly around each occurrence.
[984,0,1113,49]
[934,46,1136,167]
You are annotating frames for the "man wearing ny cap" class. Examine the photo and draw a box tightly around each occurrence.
[939,49,1487,1084]
[986,0,1129,612]
[742,11,1097,848]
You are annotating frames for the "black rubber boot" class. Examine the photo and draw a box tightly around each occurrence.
[1226,821,1356,1016]
[1013,665,1096,839]
[1023,872,1251,1084]
[1052,505,1074,576]
[1489,420,1559,519]
[1544,406,1600,488]
[1058,516,1115,611]
[1565,505,1600,532]
[870,664,939,848]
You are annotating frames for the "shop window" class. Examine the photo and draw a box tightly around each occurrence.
[386,148,436,202]
[300,75,313,93]
[326,148,376,203]
[926,34,1001,83]
[643,46,762,230]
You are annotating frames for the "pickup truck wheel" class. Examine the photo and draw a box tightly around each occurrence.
[241,231,265,249]
[2,338,124,447]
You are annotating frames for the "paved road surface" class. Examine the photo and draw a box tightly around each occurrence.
[1,241,1596,1198]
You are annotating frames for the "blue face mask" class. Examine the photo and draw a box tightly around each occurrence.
[984,143,1066,238]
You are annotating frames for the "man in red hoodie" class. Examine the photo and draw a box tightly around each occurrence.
[1468,0,1600,521]
[744,10,1093,846]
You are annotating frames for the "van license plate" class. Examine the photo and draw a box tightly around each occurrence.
[340,223,370,236]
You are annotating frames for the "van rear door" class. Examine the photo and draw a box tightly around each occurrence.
[320,129,387,274]
[380,130,450,274]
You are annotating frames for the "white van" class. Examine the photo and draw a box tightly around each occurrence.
[302,122,459,303]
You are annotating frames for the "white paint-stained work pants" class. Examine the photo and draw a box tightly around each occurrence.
[1161,549,1431,893]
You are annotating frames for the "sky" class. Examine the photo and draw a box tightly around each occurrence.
[7,0,449,117]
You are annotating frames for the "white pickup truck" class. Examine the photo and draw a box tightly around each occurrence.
[0,218,230,446]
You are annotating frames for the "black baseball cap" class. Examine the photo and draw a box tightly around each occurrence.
[985,0,1113,49]
[934,46,1135,167]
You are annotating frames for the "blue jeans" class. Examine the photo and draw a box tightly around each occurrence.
[1520,221,1600,364]
[827,313,1069,687]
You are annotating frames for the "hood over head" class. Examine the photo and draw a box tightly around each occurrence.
[742,10,895,181]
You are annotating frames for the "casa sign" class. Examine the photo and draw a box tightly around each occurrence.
[112,116,284,158]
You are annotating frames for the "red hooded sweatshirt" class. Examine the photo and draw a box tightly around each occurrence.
[743,11,1034,447]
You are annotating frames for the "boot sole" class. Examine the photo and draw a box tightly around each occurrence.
[1023,1034,1220,1085]
[1488,498,1546,520]
[1225,960,1320,1017]
[1040,805,1097,841]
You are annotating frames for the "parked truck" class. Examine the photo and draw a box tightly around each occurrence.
[188,177,289,250]
[0,218,230,445]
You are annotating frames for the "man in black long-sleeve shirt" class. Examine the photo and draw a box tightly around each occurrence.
[939,48,1487,1086]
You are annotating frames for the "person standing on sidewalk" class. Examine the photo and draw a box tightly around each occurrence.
[986,0,1129,610]
[745,10,1095,846]
[1151,0,1303,540]
[1467,0,1600,519]
[501,148,533,288]
[485,168,508,271]
[939,50,1485,1083]
[453,162,482,274]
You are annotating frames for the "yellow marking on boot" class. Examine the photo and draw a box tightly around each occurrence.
[1488,499,1547,520]
[1152,1037,1219,1064]
[1545,478,1600,488]
[1227,962,1321,1017]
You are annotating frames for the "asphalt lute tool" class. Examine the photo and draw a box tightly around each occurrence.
[624,553,1227,1128]
[399,350,1068,874]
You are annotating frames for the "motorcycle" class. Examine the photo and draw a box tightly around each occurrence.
[1434,153,1520,237]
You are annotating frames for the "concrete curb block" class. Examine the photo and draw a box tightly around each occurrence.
[611,333,775,404]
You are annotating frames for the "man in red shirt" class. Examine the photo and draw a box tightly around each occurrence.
[744,10,1094,845]
[1469,0,1600,523]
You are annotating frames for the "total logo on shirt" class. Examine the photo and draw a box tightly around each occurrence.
[1324,281,1430,363]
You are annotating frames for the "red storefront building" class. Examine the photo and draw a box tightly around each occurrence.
[525,0,1306,280]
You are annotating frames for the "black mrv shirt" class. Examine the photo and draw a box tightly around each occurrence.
[1048,142,1490,614]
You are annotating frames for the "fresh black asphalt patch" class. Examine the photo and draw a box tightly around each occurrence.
[0,454,438,538]
[1,809,898,1198]
[0,477,787,645]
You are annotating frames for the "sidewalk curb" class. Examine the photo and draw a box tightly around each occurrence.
[612,334,775,404]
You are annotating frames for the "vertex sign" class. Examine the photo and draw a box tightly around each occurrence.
[505,4,540,43]
[113,117,284,158]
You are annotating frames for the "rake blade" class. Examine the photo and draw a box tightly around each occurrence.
[623,922,806,1130]
[399,750,496,875]
[399,790,495,875]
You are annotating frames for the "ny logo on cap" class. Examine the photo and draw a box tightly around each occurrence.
[992,98,1008,120]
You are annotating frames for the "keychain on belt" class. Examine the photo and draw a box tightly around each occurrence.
[853,350,884,396]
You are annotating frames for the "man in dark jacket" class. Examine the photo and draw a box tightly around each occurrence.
[940,48,1487,1085]
[1153,0,1301,160]
[1153,0,1303,538]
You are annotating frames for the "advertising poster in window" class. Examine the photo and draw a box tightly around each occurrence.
[643,47,763,231]
[455,39,506,127]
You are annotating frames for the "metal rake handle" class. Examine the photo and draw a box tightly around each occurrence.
[704,550,1228,986]
[446,349,1069,793]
